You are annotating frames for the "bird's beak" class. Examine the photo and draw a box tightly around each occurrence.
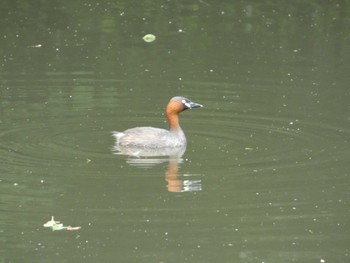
[189,102,203,109]
[185,101,203,109]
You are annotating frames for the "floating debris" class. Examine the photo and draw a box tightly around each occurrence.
[43,216,60,227]
[66,226,82,231]
[31,44,42,48]
[43,216,81,231]
[52,223,66,231]
[142,34,156,43]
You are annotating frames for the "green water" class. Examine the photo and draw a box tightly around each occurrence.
[1,1,350,262]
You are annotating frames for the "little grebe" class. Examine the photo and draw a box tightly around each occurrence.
[112,96,202,148]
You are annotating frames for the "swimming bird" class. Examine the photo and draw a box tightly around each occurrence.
[112,96,202,149]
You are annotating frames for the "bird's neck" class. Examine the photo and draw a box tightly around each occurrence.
[167,113,181,131]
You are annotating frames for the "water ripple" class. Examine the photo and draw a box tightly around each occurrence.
[0,120,112,173]
[193,110,349,174]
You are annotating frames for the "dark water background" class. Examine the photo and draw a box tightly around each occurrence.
[1,1,349,262]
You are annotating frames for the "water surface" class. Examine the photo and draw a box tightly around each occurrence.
[1,1,350,262]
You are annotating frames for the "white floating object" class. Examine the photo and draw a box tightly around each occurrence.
[43,216,60,227]
[142,34,156,43]
[43,216,81,231]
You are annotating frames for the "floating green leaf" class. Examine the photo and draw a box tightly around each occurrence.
[52,223,66,231]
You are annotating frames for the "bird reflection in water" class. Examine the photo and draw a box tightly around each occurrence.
[112,144,202,192]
